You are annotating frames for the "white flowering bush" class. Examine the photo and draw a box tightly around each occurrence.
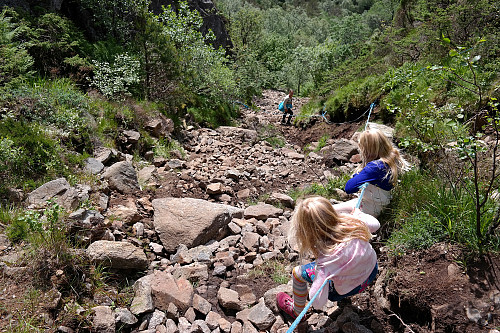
[91,53,141,98]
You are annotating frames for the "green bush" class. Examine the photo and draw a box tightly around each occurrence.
[91,52,141,99]
[387,211,445,255]
[187,96,239,128]
[29,13,90,78]
[386,170,499,253]
[0,8,34,88]
[0,118,72,190]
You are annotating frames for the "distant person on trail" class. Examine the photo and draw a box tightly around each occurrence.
[279,89,294,125]
[276,196,379,319]
[333,129,409,217]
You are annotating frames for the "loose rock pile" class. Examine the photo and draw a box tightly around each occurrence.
[1,91,399,332]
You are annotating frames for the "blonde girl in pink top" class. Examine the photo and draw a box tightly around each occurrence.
[277,196,379,319]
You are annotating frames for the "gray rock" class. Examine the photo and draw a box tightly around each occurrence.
[213,264,227,276]
[107,202,141,225]
[167,159,186,169]
[466,306,482,323]
[145,117,174,138]
[231,321,243,333]
[114,307,138,326]
[26,178,79,210]
[219,317,231,333]
[86,240,148,270]
[218,287,244,311]
[102,161,140,194]
[0,234,12,250]
[247,299,276,330]
[205,311,221,330]
[123,130,140,144]
[69,209,104,226]
[320,138,359,165]
[178,317,191,333]
[217,127,258,143]
[148,309,166,330]
[84,158,104,174]
[95,147,121,165]
[192,320,211,333]
[185,307,196,323]
[228,222,242,234]
[207,183,224,195]
[130,276,154,316]
[138,166,157,184]
[165,319,178,333]
[192,294,212,315]
[152,197,243,252]
[244,204,283,220]
[133,222,145,237]
[93,306,115,333]
[241,232,260,251]
[173,263,210,283]
[266,193,294,208]
[242,320,258,333]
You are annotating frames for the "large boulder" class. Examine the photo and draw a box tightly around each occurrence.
[320,138,359,166]
[102,161,140,194]
[152,198,243,252]
[86,240,148,270]
[26,178,79,210]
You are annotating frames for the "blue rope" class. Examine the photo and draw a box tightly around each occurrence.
[286,276,331,333]
[355,183,369,209]
[364,103,376,131]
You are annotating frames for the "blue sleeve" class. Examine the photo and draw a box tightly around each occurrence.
[345,161,392,193]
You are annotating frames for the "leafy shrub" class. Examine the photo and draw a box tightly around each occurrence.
[0,119,67,188]
[158,1,237,100]
[187,96,239,128]
[387,211,445,255]
[0,8,34,88]
[91,52,141,99]
[29,13,90,79]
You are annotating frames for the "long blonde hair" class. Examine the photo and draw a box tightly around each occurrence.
[290,196,372,257]
[357,129,407,185]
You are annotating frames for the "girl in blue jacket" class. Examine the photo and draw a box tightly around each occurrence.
[334,129,408,217]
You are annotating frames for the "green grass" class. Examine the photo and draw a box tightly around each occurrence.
[287,174,351,201]
[248,259,289,284]
[153,138,186,159]
[385,169,500,254]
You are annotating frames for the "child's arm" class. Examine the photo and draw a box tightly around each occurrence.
[352,208,380,233]
[345,161,390,193]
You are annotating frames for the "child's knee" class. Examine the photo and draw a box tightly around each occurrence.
[292,266,306,283]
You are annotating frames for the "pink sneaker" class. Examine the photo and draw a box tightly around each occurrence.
[276,292,297,318]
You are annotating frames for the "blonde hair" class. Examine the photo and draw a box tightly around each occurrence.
[290,196,372,257]
[357,129,407,185]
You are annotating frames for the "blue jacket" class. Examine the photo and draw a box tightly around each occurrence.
[345,160,393,193]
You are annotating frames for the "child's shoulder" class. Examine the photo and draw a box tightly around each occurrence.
[366,159,386,169]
